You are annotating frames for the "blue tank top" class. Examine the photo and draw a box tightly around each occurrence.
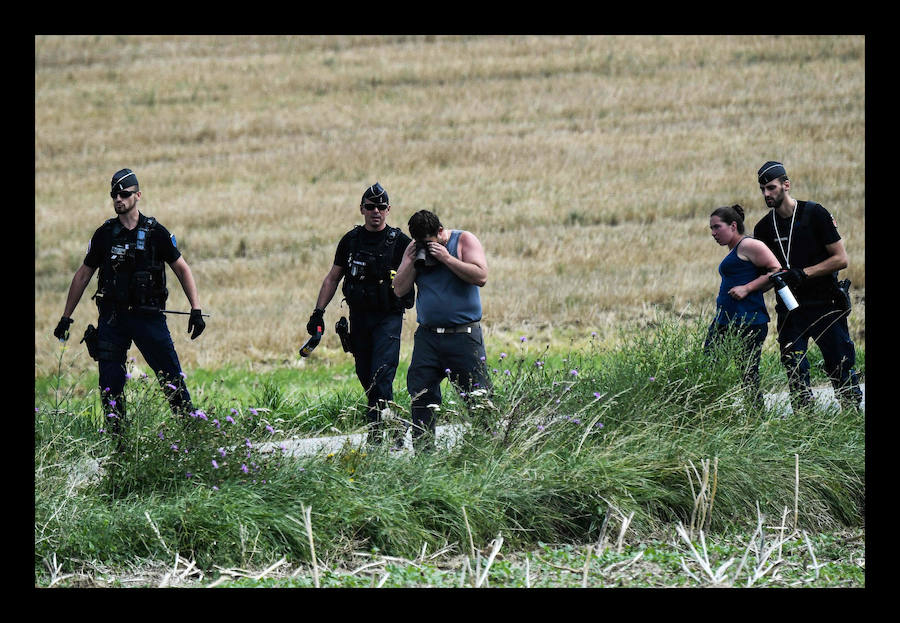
[415,230,483,326]
[715,239,769,325]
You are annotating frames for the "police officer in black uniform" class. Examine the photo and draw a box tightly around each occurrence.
[53,169,206,448]
[306,183,414,445]
[753,161,863,411]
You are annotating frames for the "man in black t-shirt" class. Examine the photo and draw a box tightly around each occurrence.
[306,183,413,446]
[753,161,862,411]
[53,169,207,450]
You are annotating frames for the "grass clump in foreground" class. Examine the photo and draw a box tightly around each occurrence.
[34,317,864,587]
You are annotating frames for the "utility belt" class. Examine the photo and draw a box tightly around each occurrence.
[420,321,480,334]
[95,296,164,317]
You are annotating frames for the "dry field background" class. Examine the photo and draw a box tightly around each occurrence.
[34,35,865,376]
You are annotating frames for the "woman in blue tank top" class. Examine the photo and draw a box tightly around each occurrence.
[704,204,781,407]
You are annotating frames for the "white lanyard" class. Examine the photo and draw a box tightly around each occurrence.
[772,204,797,269]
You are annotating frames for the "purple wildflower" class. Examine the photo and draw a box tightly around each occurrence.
[593,392,602,399]
[570,369,578,377]
[166,383,177,391]
[266,425,274,434]
[500,352,507,359]
[241,464,249,474]
[158,431,165,439]
[226,415,235,424]
[249,408,258,416]
[520,336,527,342]
[212,459,219,469]
[171,444,179,451]
[218,448,227,458]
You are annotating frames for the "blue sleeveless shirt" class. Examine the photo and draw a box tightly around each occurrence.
[714,239,769,325]
[415,230,483,326]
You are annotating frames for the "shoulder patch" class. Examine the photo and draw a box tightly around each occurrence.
[170,234,177,248]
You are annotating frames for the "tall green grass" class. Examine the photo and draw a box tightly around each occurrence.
[34,317,863,580]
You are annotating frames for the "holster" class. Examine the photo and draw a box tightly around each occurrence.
[81,324,100,361]
[835,279,852,312]
[336,316,353,353]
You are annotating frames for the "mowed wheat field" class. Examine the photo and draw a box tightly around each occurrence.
[34,35,865,376]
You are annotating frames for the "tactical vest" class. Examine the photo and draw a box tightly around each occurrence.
[95,215,168,311]
[341,226,413,313]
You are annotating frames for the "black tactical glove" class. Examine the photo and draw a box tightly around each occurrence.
[54,316,74,341]
[307,308,325,336]
[772,267,806,289]
[188,309,206,340]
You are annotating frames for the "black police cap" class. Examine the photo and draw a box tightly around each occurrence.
[361,182,388,206]
[111,168,139,192]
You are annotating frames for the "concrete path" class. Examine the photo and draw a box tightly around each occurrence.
[270,383,865,459]
[65,384,865,489]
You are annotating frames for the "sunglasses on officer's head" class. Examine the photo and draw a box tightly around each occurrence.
[111,190,137,199]
[362,202,388,211]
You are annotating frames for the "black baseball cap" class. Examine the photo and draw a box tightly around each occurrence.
[111,168,139,192]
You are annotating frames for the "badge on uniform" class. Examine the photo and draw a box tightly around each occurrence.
[171,234,177,248]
